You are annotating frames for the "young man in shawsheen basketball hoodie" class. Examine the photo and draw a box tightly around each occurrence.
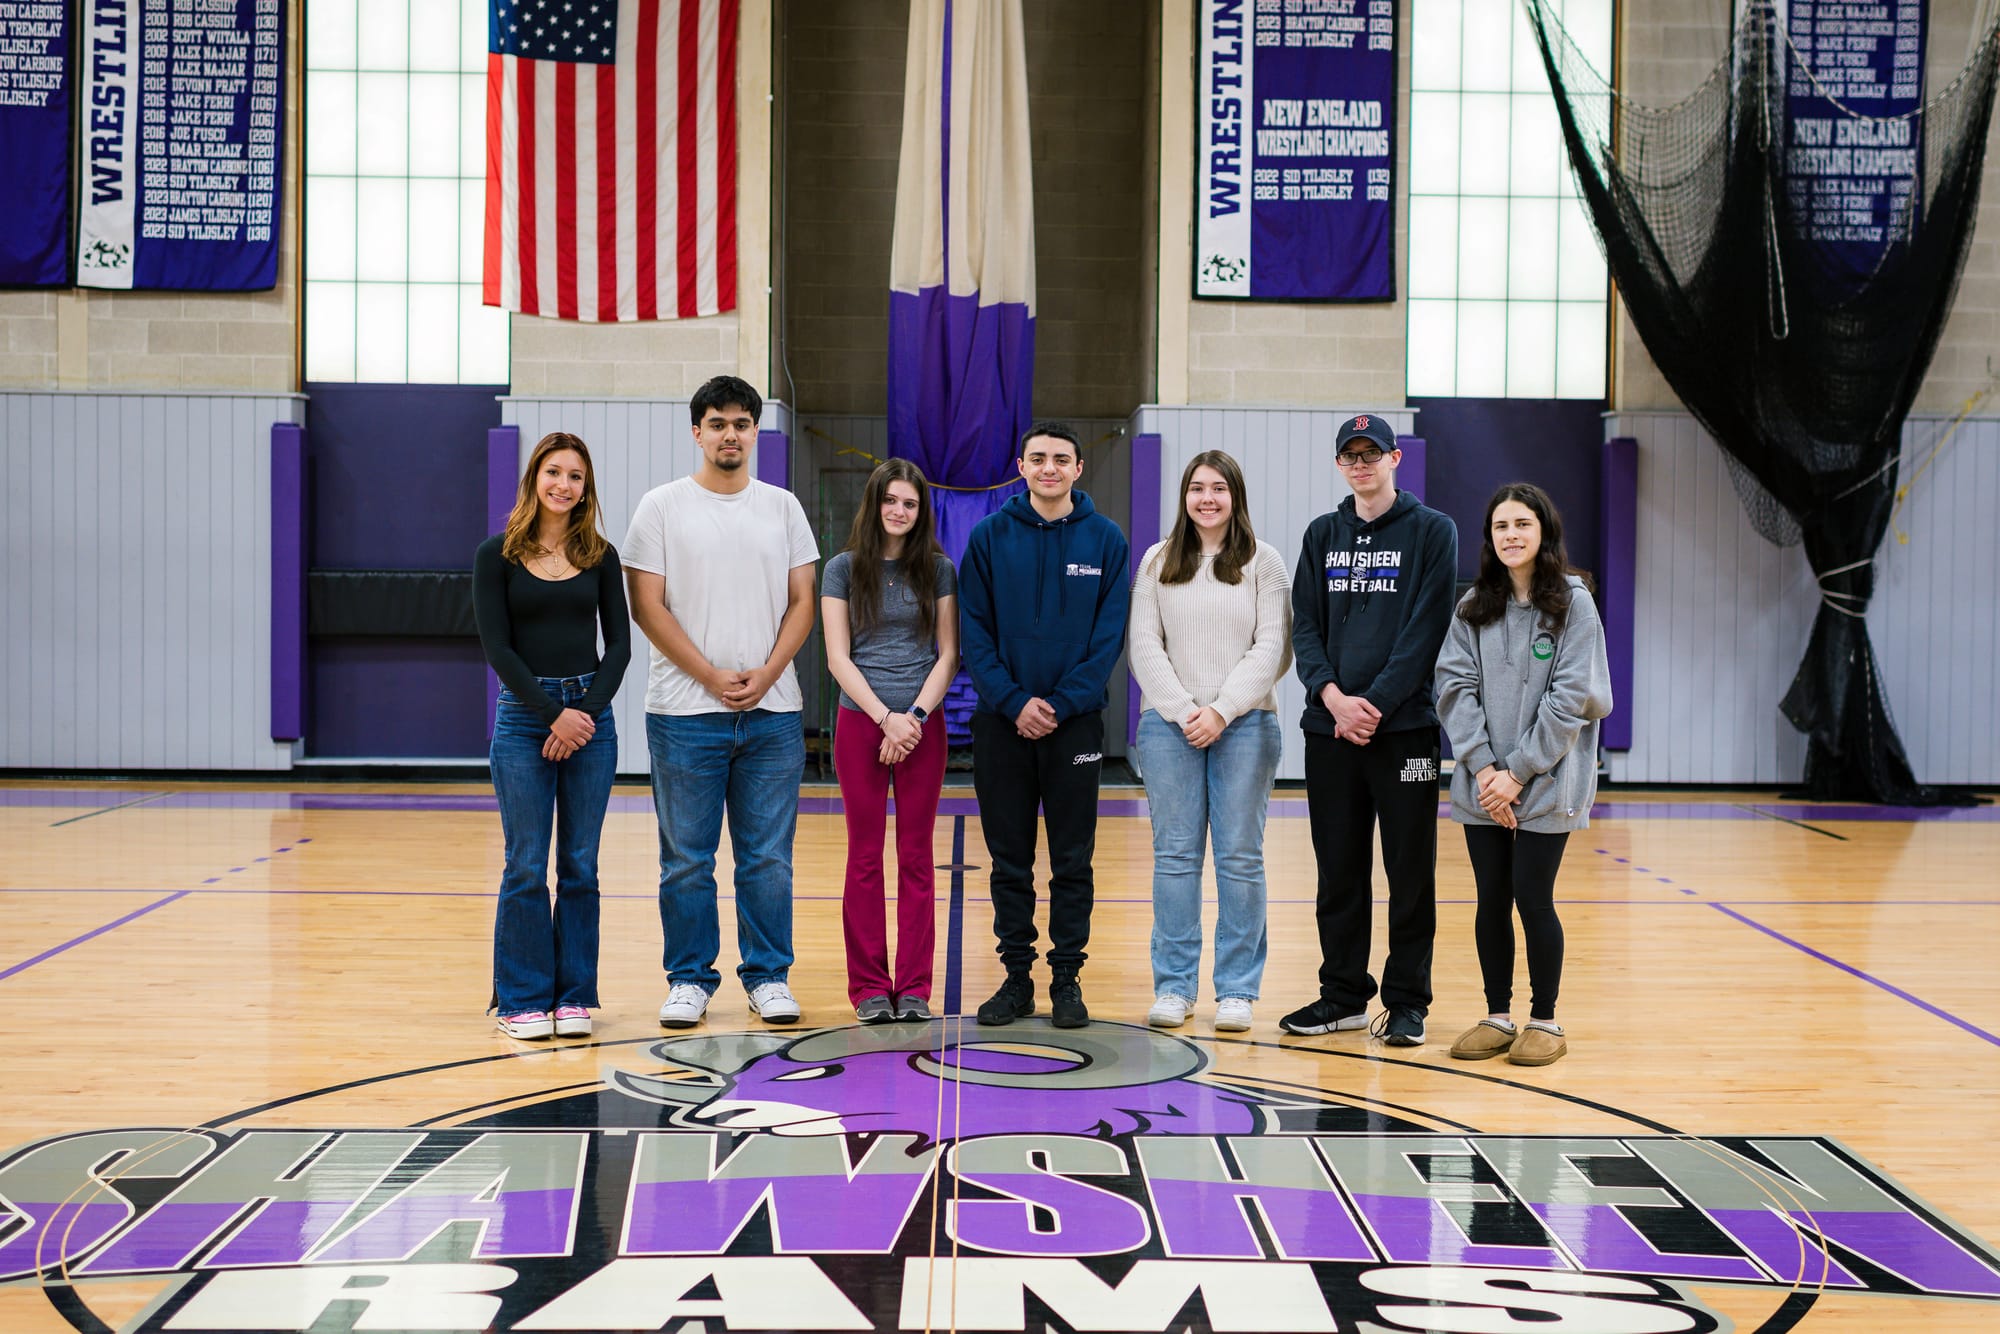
[1280,413,1459,1046]
[959,421,1131,1030]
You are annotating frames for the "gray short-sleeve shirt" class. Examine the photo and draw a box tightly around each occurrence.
[822,551,957,714]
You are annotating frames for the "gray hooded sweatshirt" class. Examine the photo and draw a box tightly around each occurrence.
[1435,576,1613,832]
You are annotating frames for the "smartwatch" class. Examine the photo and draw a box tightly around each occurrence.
[908,704,930,724]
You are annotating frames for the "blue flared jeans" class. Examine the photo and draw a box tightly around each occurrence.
[490,675,617,1015]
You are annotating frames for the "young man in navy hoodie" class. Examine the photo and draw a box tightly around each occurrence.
[1281,414,1458,1045]
[960,421,1131,1028]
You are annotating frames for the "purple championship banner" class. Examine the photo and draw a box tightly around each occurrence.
[0,0,70,285]
[1781,0,1925,279]
[1196,0,1396,302]
[77,0,283,291]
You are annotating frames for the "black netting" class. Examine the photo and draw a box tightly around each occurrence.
[1526,0,1999,804]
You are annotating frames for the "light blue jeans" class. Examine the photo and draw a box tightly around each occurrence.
[647,708,804,993]
[1136,709,1282,1001]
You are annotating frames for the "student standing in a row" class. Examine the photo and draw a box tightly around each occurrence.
[1281,414,1459,1046]
[1129,451,1291,1033]
[961,423,1130,1029]
[822,459,958,1023]
[624,377,819,1031]
[1436,483,1612,1067]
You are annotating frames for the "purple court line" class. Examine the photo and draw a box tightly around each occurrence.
[0,788,164,808]
[1707,903,2000,1049]
[0,892,191,982]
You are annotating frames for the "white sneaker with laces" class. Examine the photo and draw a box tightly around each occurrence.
[1214,998,1254,1032]
[1147,994,1192,1027]
[749,980,801,1024]
[657,984,710,1029]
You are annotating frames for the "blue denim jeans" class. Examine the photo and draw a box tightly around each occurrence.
[646,708,804,993]
[490,675,617,1014]
[1136,708,1282,1001]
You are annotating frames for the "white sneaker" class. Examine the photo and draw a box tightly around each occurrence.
[749,981,801,1024]
[1214,998,1254,1032]
[1147,994,1192,1027]
[657,984,710,1029]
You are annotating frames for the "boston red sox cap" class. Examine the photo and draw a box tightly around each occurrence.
[1335,413,1396,454]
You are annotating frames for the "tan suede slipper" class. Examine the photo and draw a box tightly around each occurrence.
[1448,1019,1517,1060]
[1507,1025,1568,1066]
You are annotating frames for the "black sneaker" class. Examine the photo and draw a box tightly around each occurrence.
[976,973,1035,1025]
[1278,998,1369,1035]
[1049,972,1089,1028]
[1372,1007,1427,1046]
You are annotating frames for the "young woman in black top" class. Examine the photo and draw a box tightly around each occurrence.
[473,431,630,1039]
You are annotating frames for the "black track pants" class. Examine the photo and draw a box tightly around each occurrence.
[972,710,1105,974]
[1303,727,1440,1013]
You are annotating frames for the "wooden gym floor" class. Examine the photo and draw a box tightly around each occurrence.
[3,778,1998,1332]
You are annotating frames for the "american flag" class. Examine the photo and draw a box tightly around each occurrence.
[483,0,738,321]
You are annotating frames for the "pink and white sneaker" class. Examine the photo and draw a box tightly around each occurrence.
[553,1006,592,1037]
[497,1011,554,1040]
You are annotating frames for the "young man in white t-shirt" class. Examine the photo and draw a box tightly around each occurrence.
[623,376,820,1029]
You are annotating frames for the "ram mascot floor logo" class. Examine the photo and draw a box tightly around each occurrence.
[4,1018,1998,1332]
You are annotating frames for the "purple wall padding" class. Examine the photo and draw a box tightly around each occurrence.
[486,426,521,738]
[758,428,790,489]
[1395,434,1426,502]
[270,422,306,741]
[1600,436,1638,751]
[1127,433,1163,748]
[1408,396,1606,580]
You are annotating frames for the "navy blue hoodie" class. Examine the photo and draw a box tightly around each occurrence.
[960,489,1131,723]
[1292,488,1458,736]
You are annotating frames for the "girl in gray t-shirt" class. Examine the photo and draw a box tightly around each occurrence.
[821,459,960,1024]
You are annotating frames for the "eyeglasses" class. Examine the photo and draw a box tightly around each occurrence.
[1335,446,1385,468]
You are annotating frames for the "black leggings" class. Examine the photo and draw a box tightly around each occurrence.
[1462,824,1569,1022]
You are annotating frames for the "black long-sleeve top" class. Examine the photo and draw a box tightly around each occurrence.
[472,535,632,726]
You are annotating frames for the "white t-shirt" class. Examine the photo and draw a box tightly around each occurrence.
[622,476,820,715]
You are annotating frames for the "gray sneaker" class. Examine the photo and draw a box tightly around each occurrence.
[894,994,932,1021]
[855,995,895,1023]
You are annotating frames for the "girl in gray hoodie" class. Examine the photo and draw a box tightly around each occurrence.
[1434,484,1613,1068]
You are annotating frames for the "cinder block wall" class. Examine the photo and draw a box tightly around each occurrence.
[779,0,1151,418]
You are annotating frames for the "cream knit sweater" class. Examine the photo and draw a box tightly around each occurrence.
[1128,538,1293,725]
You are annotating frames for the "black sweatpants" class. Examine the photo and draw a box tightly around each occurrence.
[972,710,1105,974]
[1462,823,1570,1022]
[1303,727,1439,1013]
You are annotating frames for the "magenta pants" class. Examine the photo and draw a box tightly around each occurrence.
[833,706,946,1003]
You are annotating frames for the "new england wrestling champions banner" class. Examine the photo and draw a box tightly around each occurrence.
[77,0,283,291]
[1778,0,1925,281]
[1197,0,1395,301]
[0,0,69,285]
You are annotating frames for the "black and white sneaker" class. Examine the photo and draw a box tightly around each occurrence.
[1278,998,1369,1035]
[1372,1007,1426,1046]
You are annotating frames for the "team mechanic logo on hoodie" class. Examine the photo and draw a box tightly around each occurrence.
[1325,545,1402,593]
[1065,562,1102,576]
